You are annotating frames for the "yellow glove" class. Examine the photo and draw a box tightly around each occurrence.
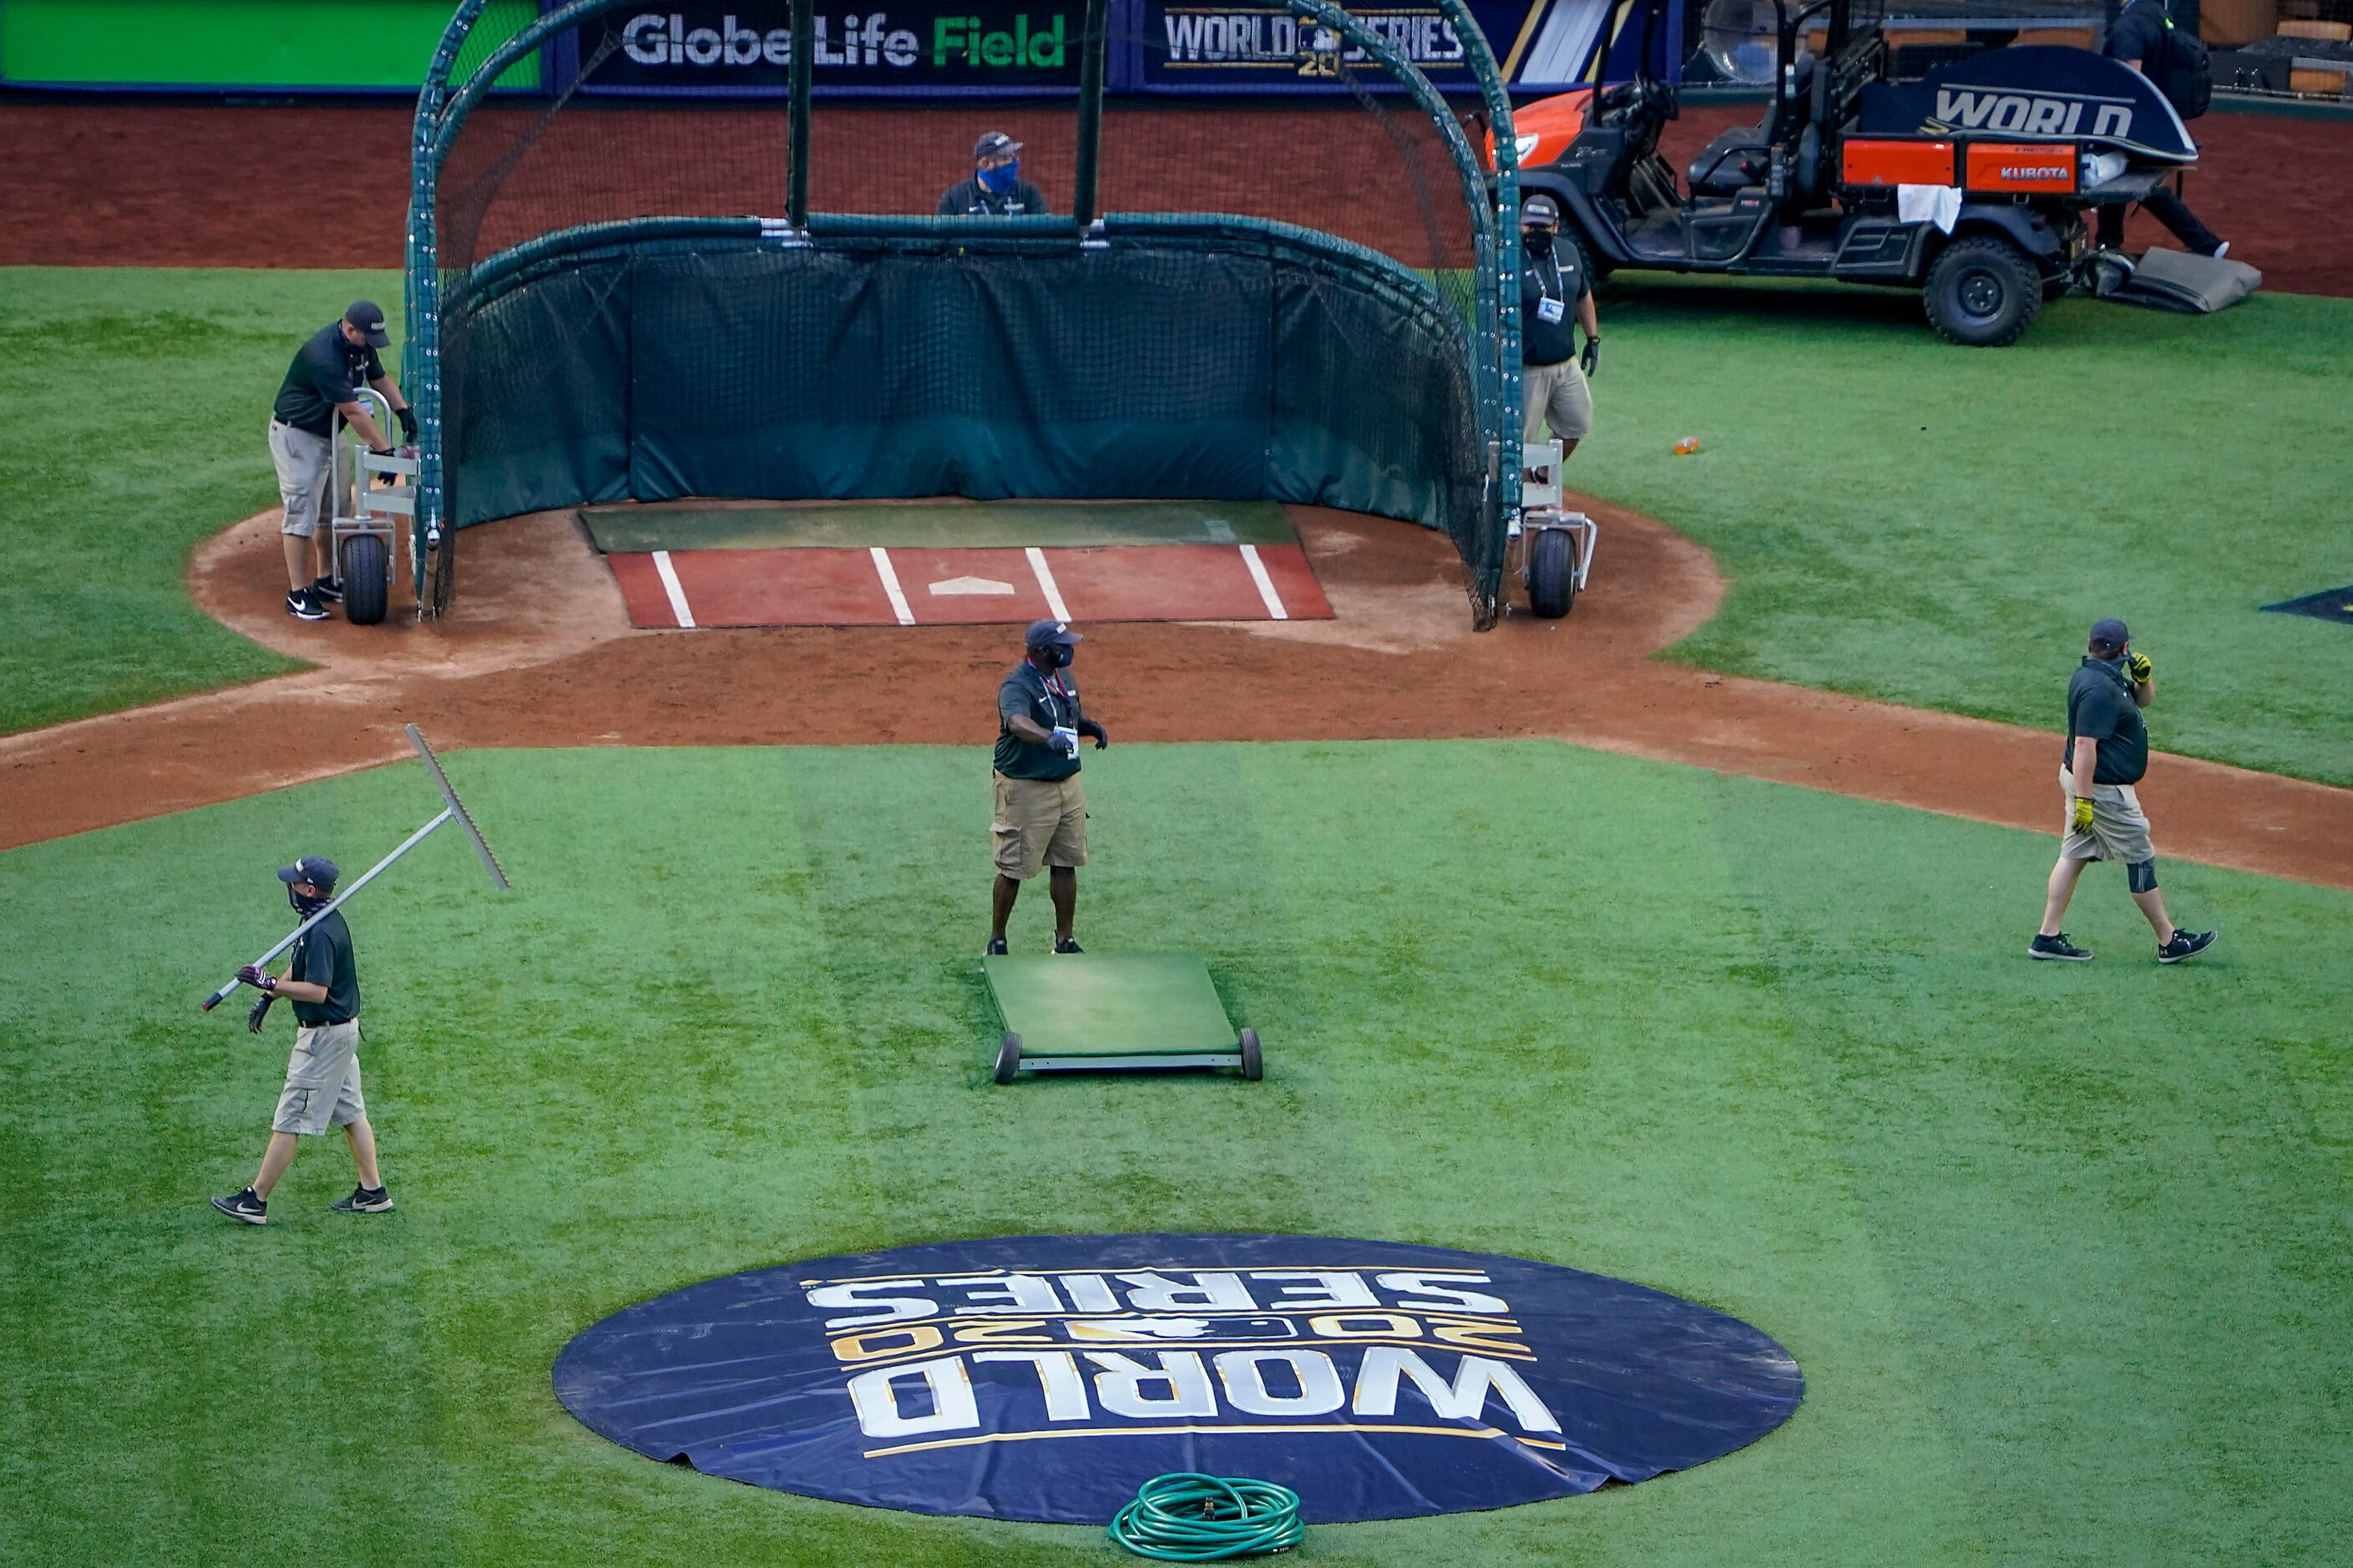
[2127,651,2153,685]
[2071,797,2097,835]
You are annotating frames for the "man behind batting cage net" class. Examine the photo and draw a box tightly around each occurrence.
[409,0,1517,622]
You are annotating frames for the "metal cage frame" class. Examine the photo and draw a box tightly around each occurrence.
[405,0,1521,620]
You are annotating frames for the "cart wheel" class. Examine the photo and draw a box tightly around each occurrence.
[1238,1028,1263,1081]
[1528,529,1576,619]
[993,1032,1022,1085]
[342,533,390,625]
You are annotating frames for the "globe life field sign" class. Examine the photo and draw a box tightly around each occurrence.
[590,3,1078,91]
[554,1234,1803,1522]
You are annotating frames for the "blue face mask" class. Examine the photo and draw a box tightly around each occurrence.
[979,159,1019,195]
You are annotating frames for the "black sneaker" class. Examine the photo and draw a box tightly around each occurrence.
[984,937,1008,957]
[1054,937,1084,954]
[2028,933,2092,962]
[331,1185,394,1214]
[311,575,344,604]
[285,588,330,622]
[210,1187,267,1225]
[2158,929,2217,964]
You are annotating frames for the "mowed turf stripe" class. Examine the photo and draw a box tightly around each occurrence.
[1220,741,1996,1564]
[1703,780,2353,1564]
[776,744,1390,1249]
[1,741,2347,1566]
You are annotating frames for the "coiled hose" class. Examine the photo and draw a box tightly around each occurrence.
[1107,1473,1306,1560]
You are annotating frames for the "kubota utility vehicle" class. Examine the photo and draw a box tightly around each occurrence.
[1494,0,2200,344]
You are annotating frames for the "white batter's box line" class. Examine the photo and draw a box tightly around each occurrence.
[1025,547,1071,622]
[650,549,696,629]
[1239,544,1289,620]
[870,547,917,625]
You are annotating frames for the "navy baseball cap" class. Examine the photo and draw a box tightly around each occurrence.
[1521,193,1561,226]
[343,301,391,349]
[2089,617,2131,648]
[974,131,1022,161]
[1024,619,1081,651]
[277,856,339,891]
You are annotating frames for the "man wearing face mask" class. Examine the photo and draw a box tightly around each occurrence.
[988,620,1106,956]
[210,856,392,1224]
[940,130,1051,216]
[1518,193,1600,459]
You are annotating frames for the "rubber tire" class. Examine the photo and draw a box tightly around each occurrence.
[993,1032,1022,1085]
[1528,528,1576,619]
[423,524,457,619]
[1922,236,2042,347]
[342,532,390,625]
[1238,1028,1263,1082]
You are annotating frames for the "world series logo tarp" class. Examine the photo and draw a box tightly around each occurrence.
[554,1234,1803,1522]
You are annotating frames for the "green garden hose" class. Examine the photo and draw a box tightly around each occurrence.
[1106,1473,1305,1560]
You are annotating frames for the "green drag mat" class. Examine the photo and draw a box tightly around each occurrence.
[578,499,1298,554]
[985,953,1237,1055]
[4,740,2347,1565]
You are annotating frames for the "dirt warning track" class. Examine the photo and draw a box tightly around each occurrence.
[3,501,2348,891]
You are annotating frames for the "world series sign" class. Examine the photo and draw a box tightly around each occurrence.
[554,1234,1802,1522]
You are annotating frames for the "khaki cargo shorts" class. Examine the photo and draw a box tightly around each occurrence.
[2058,767,2155,863]
[1523,358,1593,443]
[992,771,1087,881]
[268,418,334,539]
[272,1019,367,1136]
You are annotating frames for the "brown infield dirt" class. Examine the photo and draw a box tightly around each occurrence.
[4,501,2349,893]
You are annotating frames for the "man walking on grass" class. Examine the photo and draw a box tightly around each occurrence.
[2031,618,2216,964]
[211,857,392,1223]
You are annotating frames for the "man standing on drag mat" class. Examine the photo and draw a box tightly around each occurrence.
[2030,619,2217,964]
[211,857,393,1224]
[989,620,1107,956]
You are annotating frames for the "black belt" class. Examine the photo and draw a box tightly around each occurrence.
[297,1016,358,1028]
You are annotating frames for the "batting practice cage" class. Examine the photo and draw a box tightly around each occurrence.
[405,0,1525,625]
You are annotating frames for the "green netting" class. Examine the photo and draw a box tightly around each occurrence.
[410,0,1521,624]
[447,225,1483,560]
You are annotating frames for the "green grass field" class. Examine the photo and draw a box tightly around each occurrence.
[0,269,395,736]
[5,267,2350,787]
[1576,280,2353,786]
[3,742,2345,1565]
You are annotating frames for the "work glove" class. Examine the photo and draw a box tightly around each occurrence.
[367,447,402,485]
[246,993,276,1034]
[235,964,277,993]
[1076,718,1108,751]
[2126,650,2153,685]
[1580,334,1601,377]
[2070,797,2097,836]
[395,405,419,443]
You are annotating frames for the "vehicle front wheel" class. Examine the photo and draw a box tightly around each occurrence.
[1922,236,2042,346]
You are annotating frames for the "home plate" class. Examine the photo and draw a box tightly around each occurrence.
[931,575,1017,596]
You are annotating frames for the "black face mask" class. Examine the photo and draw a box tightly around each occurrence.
[289,883,333,918]
[1524,228,1556,255]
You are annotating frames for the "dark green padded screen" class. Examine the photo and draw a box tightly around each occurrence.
[444,230,1488,599]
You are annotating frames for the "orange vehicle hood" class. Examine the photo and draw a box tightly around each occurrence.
[1485,90,1594,172]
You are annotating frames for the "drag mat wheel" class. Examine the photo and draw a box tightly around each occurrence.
[342,533,389,625]
[1239,1029,1263,1081]
[1924,236,2042,347]
[994,1032,1022,1085]
[1529,528,1576,619]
